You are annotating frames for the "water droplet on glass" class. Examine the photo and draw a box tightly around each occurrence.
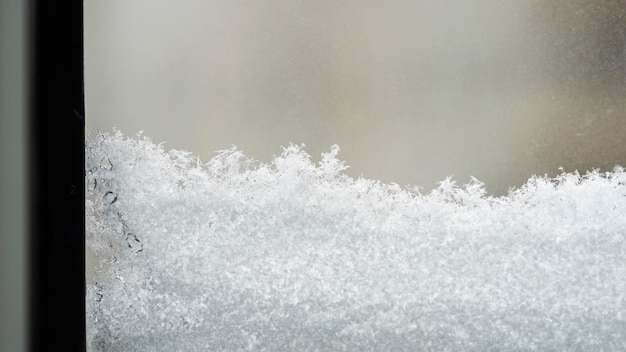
[182,320,190,330]
[103,191,117,205]
[101,158,113,170]
[126,233,143,253]
[91,167,98,173]
[88,177,97,191]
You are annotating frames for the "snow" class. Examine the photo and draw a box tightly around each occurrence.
[86,129,626,351]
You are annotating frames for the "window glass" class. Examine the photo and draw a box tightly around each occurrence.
[87,0,626,196]
[85,1,626,351]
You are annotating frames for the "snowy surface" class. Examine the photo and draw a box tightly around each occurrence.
[86,130,626,351]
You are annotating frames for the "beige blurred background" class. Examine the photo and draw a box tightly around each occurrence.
[85,0,626,195]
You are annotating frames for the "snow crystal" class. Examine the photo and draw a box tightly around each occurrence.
[86,129,626,351]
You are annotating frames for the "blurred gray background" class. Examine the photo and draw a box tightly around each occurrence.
[85,0,626,195]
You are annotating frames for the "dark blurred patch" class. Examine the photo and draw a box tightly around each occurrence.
[524,0,626,178]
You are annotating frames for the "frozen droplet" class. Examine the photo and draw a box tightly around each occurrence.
[103,191,117,205]
[93,282,104,302]
[88,177,97,191]
[182,320,190,330]
[101,158,113,170]
[113,222,124,234]
[116,213,128,233]
[100,178,110,187]
[146,276,157,290]
[126,233,143,253]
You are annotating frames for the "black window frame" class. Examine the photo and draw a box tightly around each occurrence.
[28,0,86,351]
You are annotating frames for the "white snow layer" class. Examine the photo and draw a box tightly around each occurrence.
[86,130,626,351]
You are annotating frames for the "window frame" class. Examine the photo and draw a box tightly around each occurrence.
[28,0,86,351]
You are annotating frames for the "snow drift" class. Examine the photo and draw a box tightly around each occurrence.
[86,130,626,351]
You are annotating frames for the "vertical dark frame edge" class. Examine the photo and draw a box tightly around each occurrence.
[28,0,86,351]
